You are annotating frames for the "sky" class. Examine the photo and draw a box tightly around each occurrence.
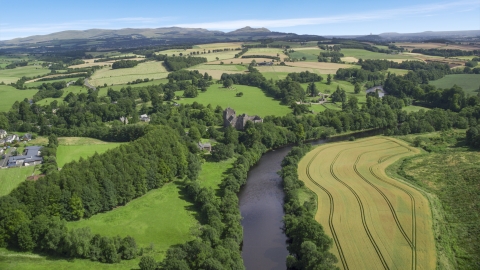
[0,0,479,40]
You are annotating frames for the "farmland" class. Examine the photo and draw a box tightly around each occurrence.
[0,85,38,112]
[89,61,168,86]
[298,137,436,269]
[429,74,480,94]
[56,137,123,167]
[177,84,291,117]
[0,65,50,84]
[341,49,415,61]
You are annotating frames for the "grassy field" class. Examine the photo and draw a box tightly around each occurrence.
[341,49,415,61]
[189,64,247,71]
[89,61,169,86]
[298,137,436,269]
[107,78,169,91]
[299,79,365,105]
[389,131,480,269]
[25,77,84,88]
[243,48,286,57]
[403,105,430,113]
[0,65,50,84]
[429,74,480,94]
[0,85,38,112]
[288,48,322,61]
[57,143,122,168]
[387,68,409,76]
[198,158,235,191]
[0,166,37,197]
[177,84,291,117]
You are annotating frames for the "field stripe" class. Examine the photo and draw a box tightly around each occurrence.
[304,138,389,269]
[329,145,391,270]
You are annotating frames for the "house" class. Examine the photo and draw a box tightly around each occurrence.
[7,146,43,167]
[5,134,18,143]
[198,142,212,152]
[0,129,6,139]
[223,107,263,130]
[140,114,151,122]
[22,133,32,141]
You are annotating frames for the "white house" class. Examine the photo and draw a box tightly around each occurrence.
[140,114,151,122]
[0,130,6,139]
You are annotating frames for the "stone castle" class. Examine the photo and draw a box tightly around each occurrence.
[223,107,263,130]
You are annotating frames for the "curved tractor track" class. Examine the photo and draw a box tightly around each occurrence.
[299,137,436,270]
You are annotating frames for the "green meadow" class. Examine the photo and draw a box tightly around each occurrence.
[0,85,38,112]
[288,48,321,61]
[341,49,414,60]
[177,84,291,117]
[90,61,169,86]
[25,77,84,88]
[0,65,50,84]
[57,143,122,168]
[403,105,430,112]
[429,74,480,94]
[0,166,37,197]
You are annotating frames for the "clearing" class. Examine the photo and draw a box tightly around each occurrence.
[0,166,37,197]
[56,137,123,168]
[298,137,436,270]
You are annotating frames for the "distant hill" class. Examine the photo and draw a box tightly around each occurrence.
[227,26,271,35]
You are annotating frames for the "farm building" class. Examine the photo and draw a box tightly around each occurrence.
[7,146,43,167]
[140,114,151,122]
[22,133,32,141]
[223,107,263,130]
[4,134,18,143]
[198,142,212,152]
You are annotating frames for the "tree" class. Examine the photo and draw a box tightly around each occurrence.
[307,82,319,97]
[326,74,332,85]
[188,126,201,141]
[69,194,84,220]
[139,256,157,270]
[223,79,233,88]
[211,143,234,161]
[354,83,361,94]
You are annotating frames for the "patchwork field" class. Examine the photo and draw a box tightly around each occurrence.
[286,62,355,74]
[0,65,50,84]
[429,74,480,94]
[0,85,38,112]
[208,58,277,65]
[177,84,291,117]
[0,166,36,197]
[395,42,480,51]
[89,61,168,86]
[298,137,436,270]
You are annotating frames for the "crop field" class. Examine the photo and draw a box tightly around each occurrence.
[285,62,356,74]
[0,65,50,84]
[89,61,168,86]
[193,42,243,49]
[0,166,36,197]
[177,84,291,116]
[189,64,247,71]
[429,74,480,94]
[208,58,275,65]
[261,71,289,81]
[341,49,415,61]
[243,48,286,57]
[159,49,239,62]
[395,42,480,51]
[0,85,38,112]
[298,137,436,270]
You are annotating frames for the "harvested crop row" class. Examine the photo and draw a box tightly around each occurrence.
[298,137,436,270]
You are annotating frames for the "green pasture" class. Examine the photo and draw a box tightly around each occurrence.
[56,143,122,168]
[191,64,246,71]
[67,181,196,262]
[341,49,414,60]
[403,105,430,113]
[38,86,101,104]
[0,65,50,84]
[269,41,318,48]
[177,84,291,117]
[299,79,365,104]
[89,61,169,86]
[288,49,321,61]
[261,71,289,81]
[25,77,84,88]
[387,68,409,75]
[198,158,235,191]
[429,74,480,94]
[0,166,37,197]
[0,85,38,112]
[107,78,169,91]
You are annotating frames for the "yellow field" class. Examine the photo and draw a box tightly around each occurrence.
[298,137,436,270]
[89,61,168,86]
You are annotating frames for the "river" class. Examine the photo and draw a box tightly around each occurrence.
[239,129,384,269]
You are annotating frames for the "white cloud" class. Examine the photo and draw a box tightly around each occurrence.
[173,0,480,30]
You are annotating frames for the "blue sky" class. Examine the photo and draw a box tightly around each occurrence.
[1,0,479,40]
